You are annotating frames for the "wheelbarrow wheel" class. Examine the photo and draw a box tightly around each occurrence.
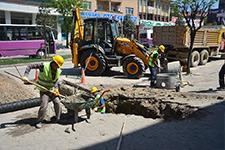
[175,84,180,92]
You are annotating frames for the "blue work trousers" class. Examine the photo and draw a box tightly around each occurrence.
[150,66,157,87]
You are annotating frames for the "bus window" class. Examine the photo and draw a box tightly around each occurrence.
[6,28,13,40]
[0,26,6,41]
[27,27,42,40]
[20,27,27,40]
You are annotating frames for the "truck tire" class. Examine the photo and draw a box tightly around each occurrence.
[80,50,106,76]
[123,56,145,79]
[190,51,200,67]
[199,50,209,65]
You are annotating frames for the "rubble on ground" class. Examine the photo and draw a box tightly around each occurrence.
[0,73,38,104]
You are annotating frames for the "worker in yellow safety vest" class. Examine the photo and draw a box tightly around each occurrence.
[22,55,64,129]
[148,45,165,87]
[91,87,110,113]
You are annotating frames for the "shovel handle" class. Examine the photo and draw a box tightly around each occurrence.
[4,71,66,98]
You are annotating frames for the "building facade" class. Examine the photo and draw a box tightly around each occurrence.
[138,0,173,47]
[81,0,139,24]
[208,0,225,25]
[217,0,225,25]
[0,0,62,40]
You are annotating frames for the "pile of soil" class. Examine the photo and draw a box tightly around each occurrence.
[0,73,38,104]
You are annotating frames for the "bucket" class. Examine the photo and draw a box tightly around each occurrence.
[156,73,178,89]
[167,61,181,73]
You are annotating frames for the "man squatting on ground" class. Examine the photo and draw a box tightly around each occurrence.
[22,55,64,128]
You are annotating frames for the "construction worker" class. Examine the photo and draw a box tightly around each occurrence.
[22,55,64,128]
[148,45,165,87]
[90,87,110,113]
[218,62,225,90]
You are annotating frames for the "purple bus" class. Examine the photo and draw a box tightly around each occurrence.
[0,24,56,57]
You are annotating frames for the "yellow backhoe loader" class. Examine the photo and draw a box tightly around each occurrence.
[71,8,150,78]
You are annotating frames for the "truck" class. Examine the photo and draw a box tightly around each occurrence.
[70,8,150,78]
[153,26,225,67]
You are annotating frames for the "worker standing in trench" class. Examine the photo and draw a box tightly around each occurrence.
[90,87,110,113]
[148,45,165,87]
[22,55,64,129]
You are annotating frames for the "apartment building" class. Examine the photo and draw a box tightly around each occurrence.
[81,0,139,24]
[208,0,225,25]
[217,0,225,25]
[138,0,173,47]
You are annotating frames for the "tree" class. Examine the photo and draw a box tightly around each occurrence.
[36,3,57,57]
[173,0,216,74]
[123,14,136,39]
[46,0,87,48]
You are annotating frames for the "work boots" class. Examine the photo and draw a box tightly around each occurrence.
[35,122,42,129]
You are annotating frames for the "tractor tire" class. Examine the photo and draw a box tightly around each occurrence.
[123,56,145,79]
[199,50,209,65]
[190,51,200,67]
[80,50,106,76]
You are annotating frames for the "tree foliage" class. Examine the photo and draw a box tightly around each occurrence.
[173,0,216,74]
[37,0,87,48]
[123,14,136,39]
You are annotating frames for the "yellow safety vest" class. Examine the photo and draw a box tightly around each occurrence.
[149,50,158,67]
[37,62,61,91]
[95,94,106,113]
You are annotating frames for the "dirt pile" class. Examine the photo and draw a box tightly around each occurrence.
[0,73,38,104]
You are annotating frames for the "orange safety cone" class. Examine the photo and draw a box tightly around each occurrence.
[35,69,38,81]
[80,68,87,84]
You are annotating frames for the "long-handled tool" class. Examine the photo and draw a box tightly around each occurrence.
[116,122,125,150]
[4,71,66,98]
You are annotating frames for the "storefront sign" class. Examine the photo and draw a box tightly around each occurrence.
[140,20,174,30]
[80,11,138,23]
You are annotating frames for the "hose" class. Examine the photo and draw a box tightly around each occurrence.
[0,98,40,114]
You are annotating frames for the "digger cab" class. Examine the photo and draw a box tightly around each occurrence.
[81,18,119,54]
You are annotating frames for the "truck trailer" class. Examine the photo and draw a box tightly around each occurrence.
[153,26,225,67]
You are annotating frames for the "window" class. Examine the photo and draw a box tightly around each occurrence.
[111,2,121,12]
[84,1,91,10]
[97,1,108,11]
[126,7,134,15]
[0,27,6,41]
[148,0,154,6]
[27,27,42,40]
[0,11,5,24]
[140,33,147,38]
[11,12,32,24]
[84,21,93,41]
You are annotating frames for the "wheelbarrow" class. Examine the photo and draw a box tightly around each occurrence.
[60,93,96,131]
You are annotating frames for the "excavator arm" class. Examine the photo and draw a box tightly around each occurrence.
[71,7,83,67]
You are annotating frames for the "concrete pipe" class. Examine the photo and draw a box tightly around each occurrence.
[0,98,40,114]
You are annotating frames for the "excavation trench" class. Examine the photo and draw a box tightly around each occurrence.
[106,95,198,120]
[59,82,199,120]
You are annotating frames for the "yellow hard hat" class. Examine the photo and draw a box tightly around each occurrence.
[159,45,165,53]
[53,55,64,68]
[91,86,98,93]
